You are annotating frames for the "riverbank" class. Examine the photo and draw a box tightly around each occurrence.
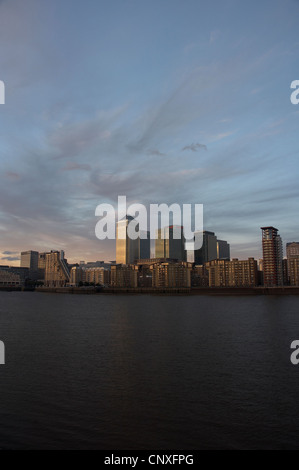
[2,286,299,295]
[29,286,299,295]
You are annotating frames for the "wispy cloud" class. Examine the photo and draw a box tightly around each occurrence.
[61,162,91,171]
[146,149,167,157]
[182,143,207,152]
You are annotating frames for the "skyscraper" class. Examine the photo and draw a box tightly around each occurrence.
[155,226,186,261]
[194,231,217,265]
[217,240,230,260]
[139,231,151,259]
[261,226,283,286]
[116,216,140,265]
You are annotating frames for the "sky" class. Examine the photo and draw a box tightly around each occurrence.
[0,0,299,265]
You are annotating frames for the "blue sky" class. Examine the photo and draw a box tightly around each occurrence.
[0,0,299,264]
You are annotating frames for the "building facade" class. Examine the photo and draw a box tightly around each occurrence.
[155,226,187,261]
[194,231,218,265]
[21,250,39,280]
[191,265,209,287]
[205,258,258,287]
[217,240,230,260]
[116,216,140,265]
[70,266,110,286]
[261,227,283,286]
[151,261,192,288]
[0,269,21,286]
[286,242,299,285]
[44,251,70,287]
[110,264,138,288]
[288,256,299,286]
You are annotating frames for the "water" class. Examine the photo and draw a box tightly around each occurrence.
[0,291,299,449]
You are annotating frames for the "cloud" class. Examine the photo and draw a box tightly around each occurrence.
[1,256,20,261]
[61,162,91,171]
[146,149,167,157]
[0,24,297,265]
[2,251,18,255]
[182,143,207,152]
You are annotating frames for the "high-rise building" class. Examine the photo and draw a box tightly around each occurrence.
[21,250,39,280]
[139,231,151,259]
[194,231,217,265]
[155,226,186,261]
[116,216,140,265]
[217,240,230,260]
[261,227,283,286]
[44,251,70,287]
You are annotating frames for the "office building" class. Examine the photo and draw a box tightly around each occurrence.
[261,227,283,286]
[155,226,187,261]
[194,231,217,265]
[44,251,70,287]
[116,216,140,265]
[217,240,230,260]
[139,231,151,259]
[21,250,39,280]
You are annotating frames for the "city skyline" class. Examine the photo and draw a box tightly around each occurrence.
[1,0,299,265]
[2,221,299,267]
[2,223,296,289]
